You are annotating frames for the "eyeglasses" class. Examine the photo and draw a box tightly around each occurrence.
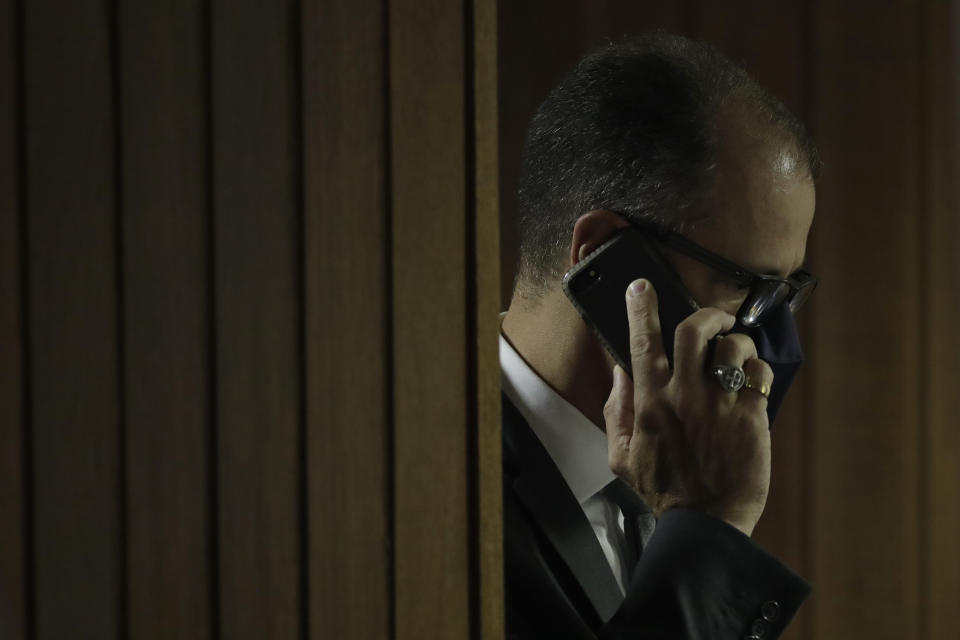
[628,218,817,328]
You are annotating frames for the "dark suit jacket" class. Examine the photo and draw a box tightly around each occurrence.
[502,393,809,639]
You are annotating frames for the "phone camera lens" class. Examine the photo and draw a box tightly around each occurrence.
[569,268,601,294]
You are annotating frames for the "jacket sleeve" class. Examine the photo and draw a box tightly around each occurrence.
[601,509,809,640]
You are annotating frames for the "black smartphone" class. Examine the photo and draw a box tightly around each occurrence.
[561,227,699,376]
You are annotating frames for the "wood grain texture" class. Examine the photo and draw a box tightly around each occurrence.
[301,0,390,638]
[117,2,212,638]
[210,1,303,637]
[808,3,923,638]
[921,1,960,636]
[473,0,502,637]
[22,1,121,638]
[389,0,471,636]
[467,0,505,640]
[0,0,25,636]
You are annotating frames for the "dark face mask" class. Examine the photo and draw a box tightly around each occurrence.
[731,303,804,427]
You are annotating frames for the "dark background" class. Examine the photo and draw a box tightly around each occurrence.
[498,3,960,640]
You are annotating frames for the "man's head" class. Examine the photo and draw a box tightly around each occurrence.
[513,33,820,315]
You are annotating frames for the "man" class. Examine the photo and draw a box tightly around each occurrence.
[501,34,820,639]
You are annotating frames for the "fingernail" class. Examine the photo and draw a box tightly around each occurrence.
[627,279,647,298]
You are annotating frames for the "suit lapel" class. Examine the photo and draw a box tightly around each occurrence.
[503,394,625,624]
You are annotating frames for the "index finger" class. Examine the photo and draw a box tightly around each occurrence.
[625,279,670,392]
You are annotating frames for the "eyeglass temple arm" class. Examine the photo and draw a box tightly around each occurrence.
[629,220,755,285]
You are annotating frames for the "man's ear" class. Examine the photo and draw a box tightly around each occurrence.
[569,210,631,267]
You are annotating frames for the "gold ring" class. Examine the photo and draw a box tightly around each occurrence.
[743,376,771,398]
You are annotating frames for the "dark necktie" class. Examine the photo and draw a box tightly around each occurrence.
[602,479,656,584]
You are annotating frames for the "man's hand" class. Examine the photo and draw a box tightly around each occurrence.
[603,279,774,537]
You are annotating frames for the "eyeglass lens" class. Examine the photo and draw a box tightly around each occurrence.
[738,280,792,327]
[788,281,815,315]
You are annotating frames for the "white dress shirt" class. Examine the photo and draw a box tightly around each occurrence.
[500,332,632,594]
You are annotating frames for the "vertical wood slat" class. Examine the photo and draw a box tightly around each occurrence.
[11,1,507,638]
[389,0,471,637]
[808,3,922,638]
[117,2,212,638]
[691,6,812,639]
[210,0,303,637]
[23,1,121,638]
[302,0,391,638]
[0,0,25,636]
[473,0,503,637]
[922,1,960,636]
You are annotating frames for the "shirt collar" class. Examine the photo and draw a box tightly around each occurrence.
[500,332,616,505]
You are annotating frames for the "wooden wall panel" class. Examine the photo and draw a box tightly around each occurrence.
[473,0,504,637]
[808,3,923,638]
[922,1,960,636]
[22,1,121,638]
[10,1,501,637]
[389,0,471,637]
[302,0,391,638]
[118,2,212,638]
[210,1,303,637]
[0,0,25,637]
